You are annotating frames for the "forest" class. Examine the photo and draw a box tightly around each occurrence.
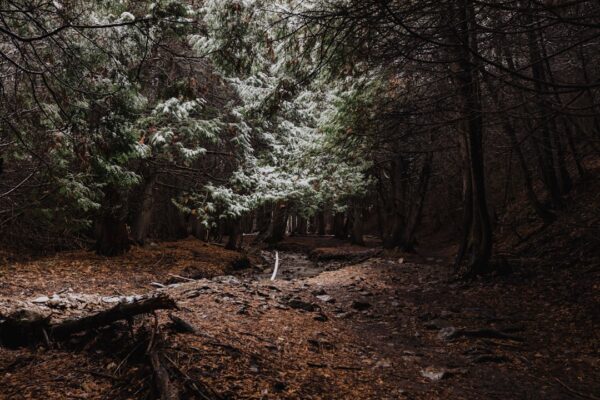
[0,0,599,399]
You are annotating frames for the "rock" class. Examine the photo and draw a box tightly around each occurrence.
[32,296,49,304]
[351,301,372,311]
[375,359,392,368]
[335,311,355,319]
[185,290,201,299]
[287,298,317,312]
[312,288,327,296]
[316,295,335,304]
[420,367,448,381]
[213,276,241,285]
[438,326,458,340]
[424,319,452,330]
[314,313,329,322]
[101,296,121,304]
[47,298,67,309]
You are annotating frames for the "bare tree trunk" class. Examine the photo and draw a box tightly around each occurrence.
[95,186,130,256]
[349,201,365,246]
[485,77,555,223]
[382,158,406,249]
[524,6,564,207]
[132,174,157,245]
[455,0,493,276]
[454,132,474,269]
[333,211,347,239]
[191,218,208,241]
[265,202,288,244]
[316,210,326,236]
[401,153,432,252]
[225,218,242,250]
[295,216,308,235]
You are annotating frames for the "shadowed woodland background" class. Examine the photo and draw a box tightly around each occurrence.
[0,1,599,399]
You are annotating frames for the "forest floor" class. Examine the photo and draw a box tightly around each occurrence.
[0,235,598,400]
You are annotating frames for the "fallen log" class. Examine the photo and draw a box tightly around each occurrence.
[52,294,177,338]
[0,294,178,348]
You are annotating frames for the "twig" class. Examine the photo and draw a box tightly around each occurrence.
[146,313,159,353]
[307,362,362,371]
[75,369,123,382]
[168,274,196,283]
[164,355,220,400]
[555,378,600,400]
[149,350,179,400]
[152,252,166,268]
[115,341,144,375]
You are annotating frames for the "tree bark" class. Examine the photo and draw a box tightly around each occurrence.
[264,201,288,244]
[400,153,432,252]
[225,218,242,250]
[349,201,365,246]
[485,76,555,223]
[524,6,564,207]
[132,174,157,245]
[333,212,347,239]
[95,187,130,257]
[456,0,493,276]
[316,210,326,236]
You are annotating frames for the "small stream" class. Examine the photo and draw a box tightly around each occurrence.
[255,251,342,281]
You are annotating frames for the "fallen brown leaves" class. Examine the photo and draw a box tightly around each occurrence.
[0,238,254,298]
[0,237,598,399]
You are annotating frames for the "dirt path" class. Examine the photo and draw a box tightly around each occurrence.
[0,240,598,399]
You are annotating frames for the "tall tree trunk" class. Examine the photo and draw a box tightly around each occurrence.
[382,158,405,249]
[295,216,308,235]
[400,153,432,252]
[225,218,242,250]
[254,203,272,242]
[316,210,326,236]
[132,174,157,245]
[524,5,564,207]
[333,212,347,239]
[454,132,474,269]
[485,77,555,223]
[457,0,493,276]
[349,201,365,246]
[265,202,288,244]
[191,218,208,241]
[95,187,130,256]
